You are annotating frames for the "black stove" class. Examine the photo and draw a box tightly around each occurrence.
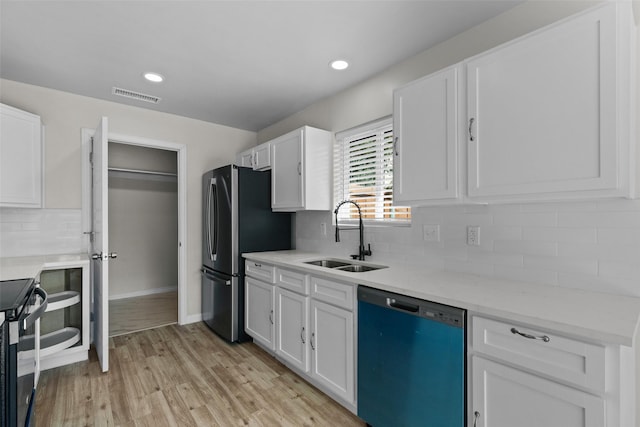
[1,278,36,319]
[1,278,46,427]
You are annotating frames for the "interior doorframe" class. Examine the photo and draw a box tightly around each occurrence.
[81,129,188,326]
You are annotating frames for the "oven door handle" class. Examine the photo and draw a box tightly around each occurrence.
[23,287,48,330]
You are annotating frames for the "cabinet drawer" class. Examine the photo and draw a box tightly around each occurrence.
[276,268,309,295]
[310,276,354,310]
[245,261,275,283]
[472,316,605,392]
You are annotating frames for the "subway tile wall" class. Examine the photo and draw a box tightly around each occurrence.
[295,199,640,298]
[0,208,85,257]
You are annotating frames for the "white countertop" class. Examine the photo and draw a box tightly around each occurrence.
[0,254,89,282]
[244,250,640,347]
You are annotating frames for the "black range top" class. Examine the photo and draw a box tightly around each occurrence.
[0,278,35,319]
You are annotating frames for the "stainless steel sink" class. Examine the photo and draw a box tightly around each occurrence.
[335,264,382,273]
[304,259,351,268]
[303,258,387,273]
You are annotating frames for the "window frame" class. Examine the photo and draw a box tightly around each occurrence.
[333,116,411,227]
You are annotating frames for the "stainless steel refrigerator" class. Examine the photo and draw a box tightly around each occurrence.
[201,165,291,342]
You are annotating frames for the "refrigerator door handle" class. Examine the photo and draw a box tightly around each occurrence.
[200,268,231,286]
[206,179,213,261]
[207,178,218,262]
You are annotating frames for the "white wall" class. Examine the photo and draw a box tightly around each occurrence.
[0,79,257,318]
[261,1,640,298]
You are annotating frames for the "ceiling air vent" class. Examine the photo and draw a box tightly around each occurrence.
[112,87,161,104]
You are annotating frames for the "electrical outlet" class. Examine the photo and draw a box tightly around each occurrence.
[423,224,440,242]
[320,222,327,236]
[467,226,480,246]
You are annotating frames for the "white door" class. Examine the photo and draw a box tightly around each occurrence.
[271,131,303,210]
[310,300,354,404]
[466,4,619,199]
[472,356,605,427]
[90,117,110,372]
[245,277,275,350]
[393,65,459,203]
[276,287,309,372]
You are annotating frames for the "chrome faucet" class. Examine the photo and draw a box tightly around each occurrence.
[334,200,372,261]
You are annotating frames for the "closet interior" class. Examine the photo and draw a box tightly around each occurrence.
[107,142,178,336]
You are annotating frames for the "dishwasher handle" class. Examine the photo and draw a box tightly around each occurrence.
[386,298,419,313]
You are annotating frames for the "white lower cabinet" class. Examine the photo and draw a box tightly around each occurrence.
[470,315,632,427]
[245,276,275,351]
[472,356,604,427]
[275,287,309,373]
[244,261,357,412]
[310,299,354,405]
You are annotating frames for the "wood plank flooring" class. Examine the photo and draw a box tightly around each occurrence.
[35,322,365,427]
[109,291,177,337]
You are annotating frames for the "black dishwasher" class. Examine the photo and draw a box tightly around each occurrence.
[357,286,465,427]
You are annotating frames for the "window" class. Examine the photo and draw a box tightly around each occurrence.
[333,117,410,225]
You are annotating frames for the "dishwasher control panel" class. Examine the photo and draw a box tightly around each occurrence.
[358,285,465,328]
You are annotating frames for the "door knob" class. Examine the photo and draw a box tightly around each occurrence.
[91,252,118,260]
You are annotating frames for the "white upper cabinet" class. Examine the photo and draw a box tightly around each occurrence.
[270,126,332,211]
[237,148,254,168]
[393,64,460,204]
[236,141,271,170]
[0,103,43,208]
[466,3,634,201]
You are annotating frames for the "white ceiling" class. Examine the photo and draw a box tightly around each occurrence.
[0,1,521,132]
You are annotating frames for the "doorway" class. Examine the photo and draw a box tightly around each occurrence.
[81,126,187,367]
[107,142,178,336]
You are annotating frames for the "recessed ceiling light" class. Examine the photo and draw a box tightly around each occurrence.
[330,60,349,71]
[143,72,164,83]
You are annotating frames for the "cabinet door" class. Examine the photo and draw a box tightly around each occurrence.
[253,143,271,170]
[275,287,309,372]
[310,300,354,405]
[0,104,42,208]
[467,5,621,199]
[393,65,459,203]
[245,277,275,350]
[237,149,254,168]
[271,130,303,210]
[472,357,605,427]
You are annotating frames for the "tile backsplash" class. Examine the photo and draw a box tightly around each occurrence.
[296,199,640,298]
[0,208,85,257]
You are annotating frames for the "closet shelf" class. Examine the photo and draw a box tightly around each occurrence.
[18,327,81,359]
[45,291,80,312]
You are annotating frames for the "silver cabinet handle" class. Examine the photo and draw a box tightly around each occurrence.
[469,118,475,141]
[310,332,316,350]
[297,161,302,176]
[394,136,399,156]
[269,309,274,325]
[300,326,306,344]
[254,262,262,268]
[473,411,480,427]
[109,252,117,259]
[510,327,550,343]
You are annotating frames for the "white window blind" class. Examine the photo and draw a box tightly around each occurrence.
[334,117,410,224]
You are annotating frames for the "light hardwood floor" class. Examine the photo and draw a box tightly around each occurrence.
[109,291,177,337]
[35,322,365,427]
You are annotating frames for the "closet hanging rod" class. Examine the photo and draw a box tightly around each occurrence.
[108,167,177,177]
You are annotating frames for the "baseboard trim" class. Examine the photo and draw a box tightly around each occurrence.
[109,286,177,301]
[183,313,203,325]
